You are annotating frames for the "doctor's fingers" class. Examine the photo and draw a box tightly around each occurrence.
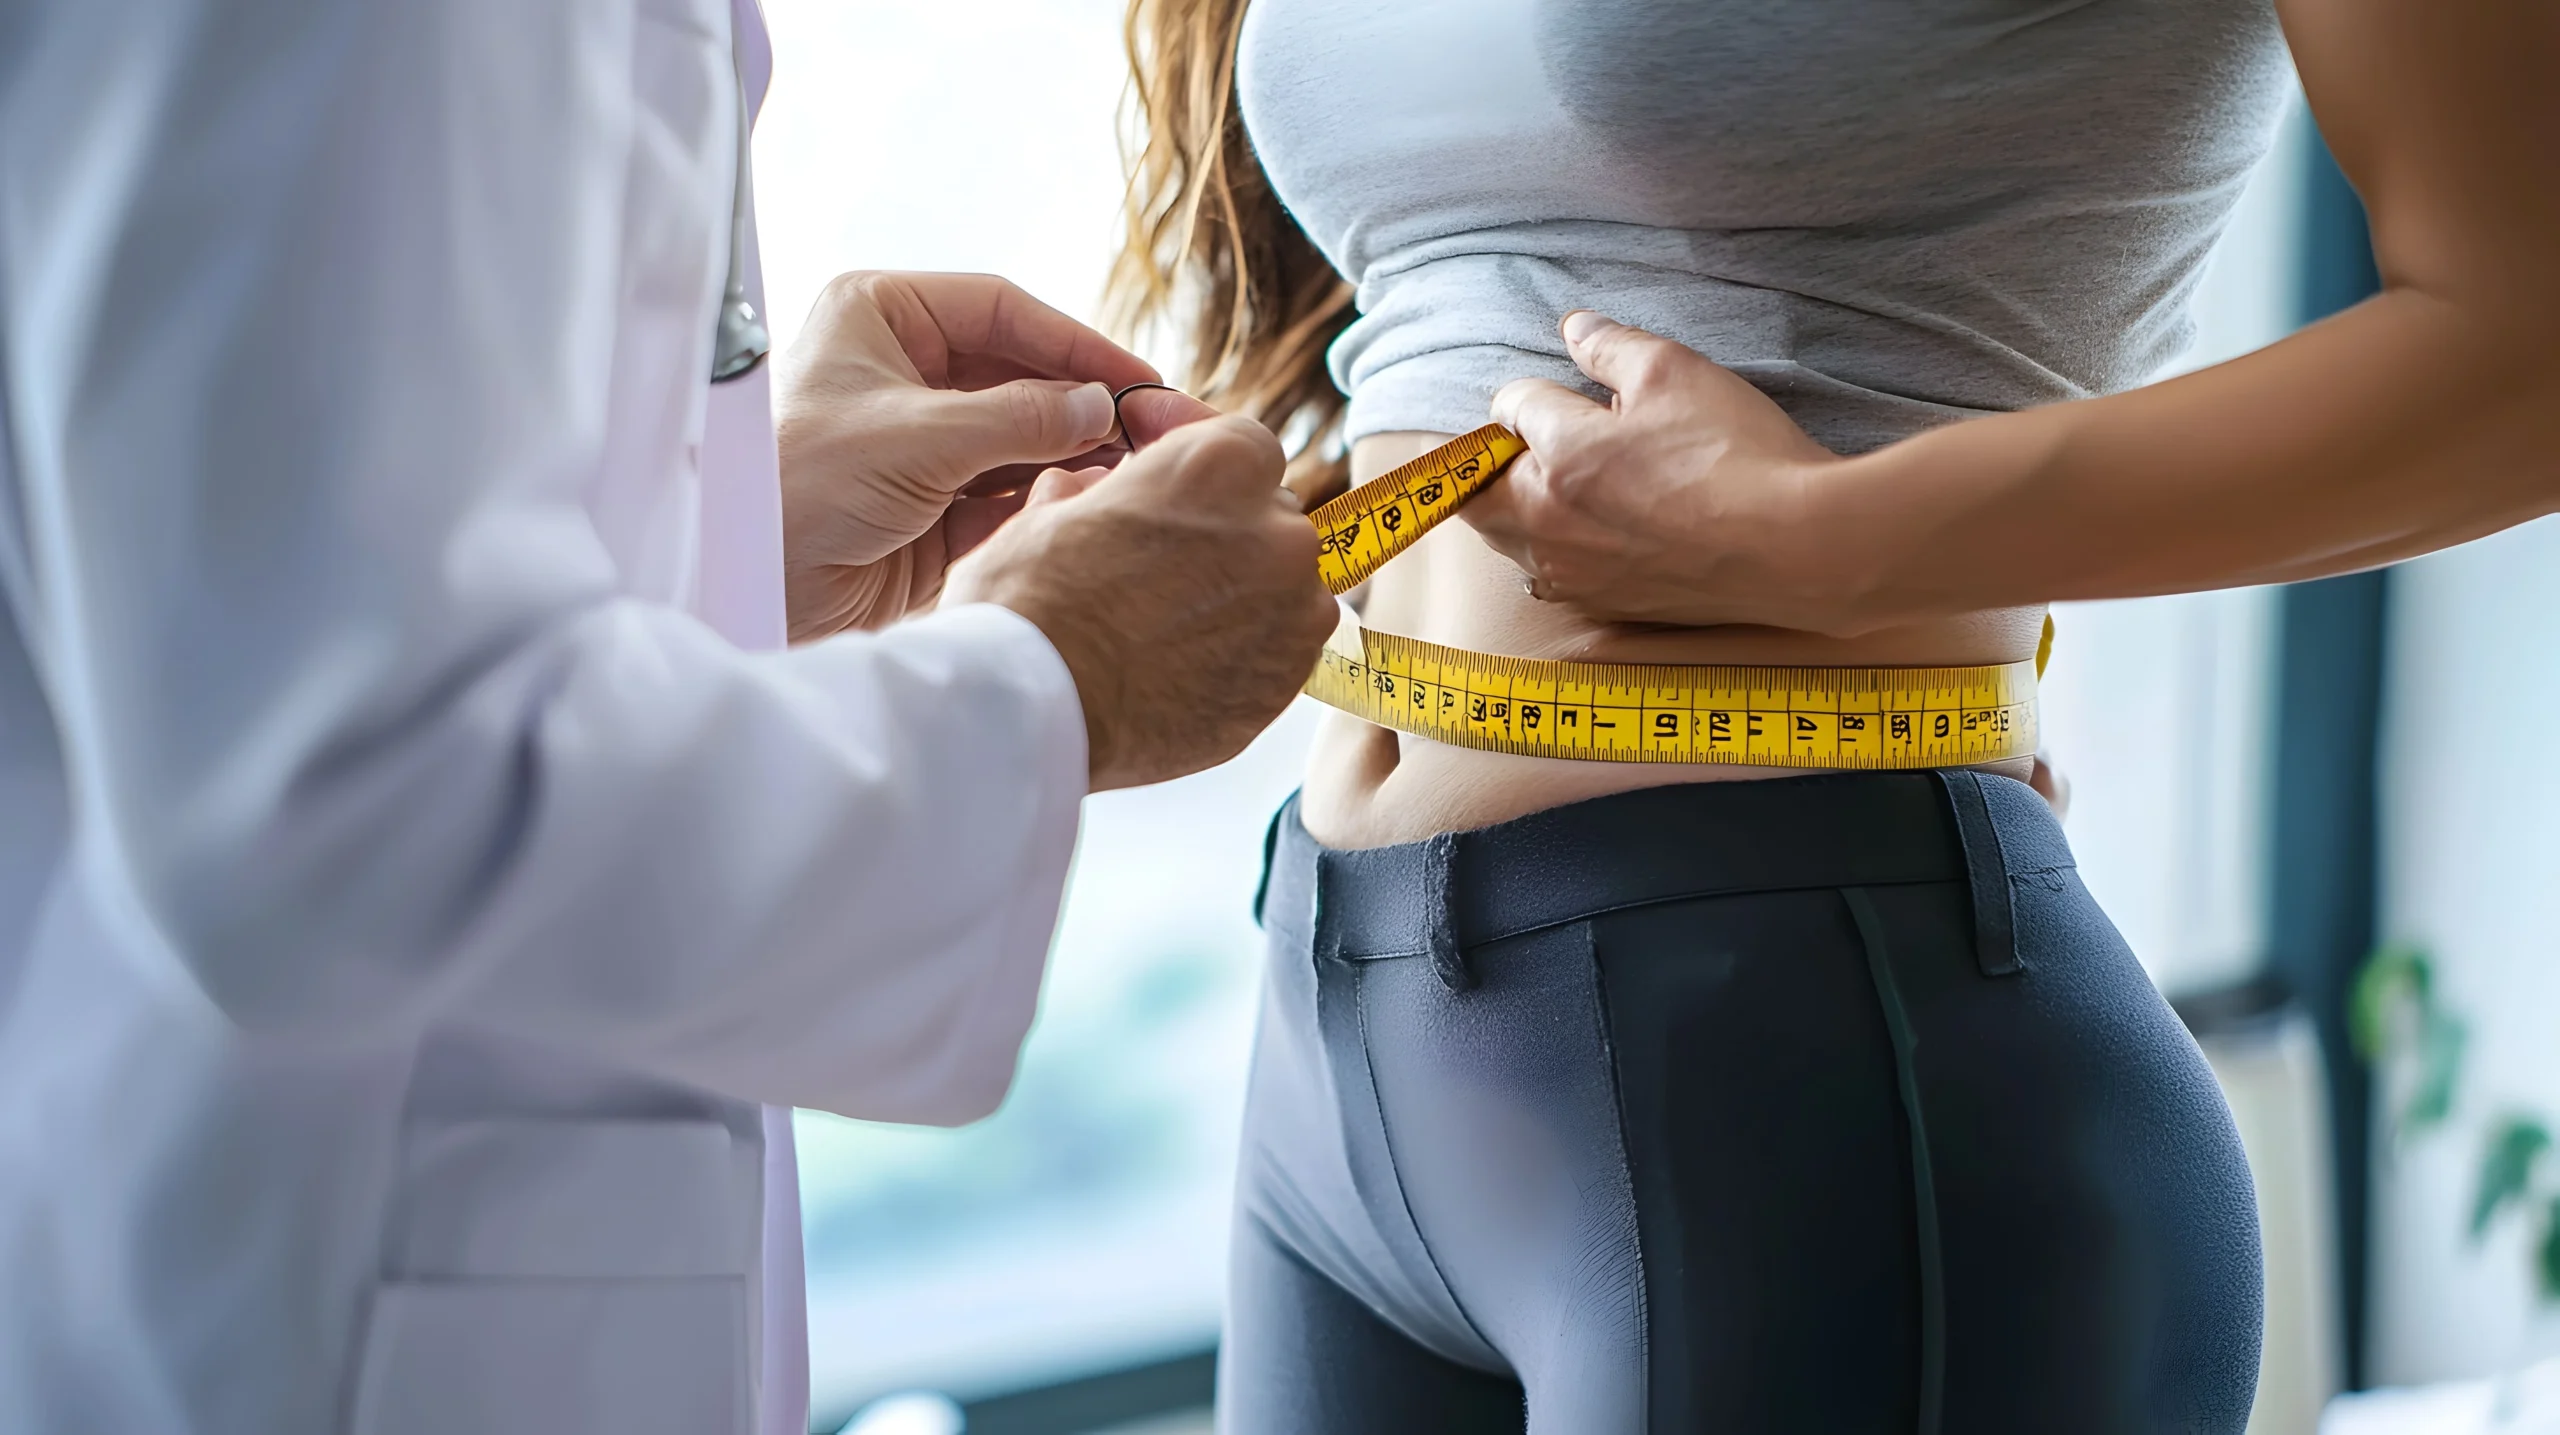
[1111,385,1223,449]
[944,466,1103,563]
[1025,465,1114,507]
[916,379,1125,476]
[1102,415,1288,508]
[846,271,1159,390]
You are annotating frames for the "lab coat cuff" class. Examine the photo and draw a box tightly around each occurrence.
[911,601,1089,799]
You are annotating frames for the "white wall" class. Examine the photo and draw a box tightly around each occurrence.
[2040,94,2303,997]
[2368,515,2560,1383]
[753,0,1132,358]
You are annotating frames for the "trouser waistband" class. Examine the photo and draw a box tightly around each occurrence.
[1257,771,2070,990]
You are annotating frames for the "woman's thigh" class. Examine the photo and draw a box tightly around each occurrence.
[1218,1213,1524,1435]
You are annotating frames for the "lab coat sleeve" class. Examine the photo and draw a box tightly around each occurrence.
[0,0,1088,1123]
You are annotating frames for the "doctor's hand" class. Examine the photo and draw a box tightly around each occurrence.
[942,416,1338,792]
[1462,311,1854,633]
[775,271,1161,642]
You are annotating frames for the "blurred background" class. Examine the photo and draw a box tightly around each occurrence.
[751,3,2560,1431]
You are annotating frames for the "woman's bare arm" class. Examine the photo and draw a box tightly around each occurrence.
[1467,0,2560,636]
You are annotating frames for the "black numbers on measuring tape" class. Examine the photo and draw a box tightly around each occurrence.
[1522,704,1542,730]
[1374,673,1396,696]
[1413,481,1445,506]
[1471,697,1488,723]
[1491,701,1510,722]
[1440,690,1458,713]
[1380,505,1405,534]
[1890,714,1912,740]
[1653,712,1679,738]
[1320,521,1360,555]
[1707,711,1732,744]
[1747,714,1766,738]
[1933,713,1951,739]
[1562,709,1580,728]
[1795,715,1818,736]
[1451,457,1483,481]
[1411,685,1427,709]
[1843,714,1868,733]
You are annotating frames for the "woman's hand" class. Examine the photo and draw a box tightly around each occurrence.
[1464,311,1869,634]
[774,271,1162,641]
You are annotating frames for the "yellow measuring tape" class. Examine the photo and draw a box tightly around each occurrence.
[1299,425,2042,768]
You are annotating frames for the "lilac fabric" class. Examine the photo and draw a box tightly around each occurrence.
[693,6,809,1434]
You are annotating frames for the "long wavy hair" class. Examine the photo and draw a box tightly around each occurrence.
[1106,0,1355,497]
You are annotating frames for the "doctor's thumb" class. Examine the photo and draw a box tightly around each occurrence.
[937,380,1120,469]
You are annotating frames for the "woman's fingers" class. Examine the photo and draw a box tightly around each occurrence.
[1560,309,1710,397]
[1453,459,1535,551]
[2029,750,2073,820]
[1479,379,1604,581]
[1490,377,1607,451]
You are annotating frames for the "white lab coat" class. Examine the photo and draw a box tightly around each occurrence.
[0,2,1089,1433]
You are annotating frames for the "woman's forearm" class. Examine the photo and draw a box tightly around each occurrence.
[1818,284,2560,628]
[1818,0,2560,628]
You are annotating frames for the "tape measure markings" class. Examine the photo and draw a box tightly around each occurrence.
[1290,423,2038,768]
[1310,426,1526,594]
[1311,620,2036,768]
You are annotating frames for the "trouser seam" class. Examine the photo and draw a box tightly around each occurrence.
[1578,920,1652,1434]
[1843,885,1947,1435]
[1350,967,1504,1364]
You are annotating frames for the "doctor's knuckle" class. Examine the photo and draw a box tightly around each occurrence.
[1274,504,1321,550]
[1002,382,1061,444]
[817,270,883,310]
[1188,419,1285,483]
[1299,594,1341,644]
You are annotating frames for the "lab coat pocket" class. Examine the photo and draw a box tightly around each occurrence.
[349,1276,747,1435]
[352,1118,755,1435]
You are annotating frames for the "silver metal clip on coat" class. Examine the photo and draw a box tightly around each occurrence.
[709,44,770,385]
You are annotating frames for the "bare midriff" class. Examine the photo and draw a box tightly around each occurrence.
[1298,431,2049,850]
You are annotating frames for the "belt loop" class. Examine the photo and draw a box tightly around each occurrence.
[1422,832,1473,992]
[1253,797,1290,929]
[1311,847,1344,968]
[1933,771,2021,977]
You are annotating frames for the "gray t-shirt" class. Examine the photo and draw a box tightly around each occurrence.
[1237,0,2294,452]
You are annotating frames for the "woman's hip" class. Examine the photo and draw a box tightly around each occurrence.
[1235,773,2263,1431]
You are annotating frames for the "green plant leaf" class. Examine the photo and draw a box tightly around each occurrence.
[2472,1117,2552,1238]
[2540,1196,2560,1304]
[2403,1008,2468,1134]
[2350,943,2433,1064]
